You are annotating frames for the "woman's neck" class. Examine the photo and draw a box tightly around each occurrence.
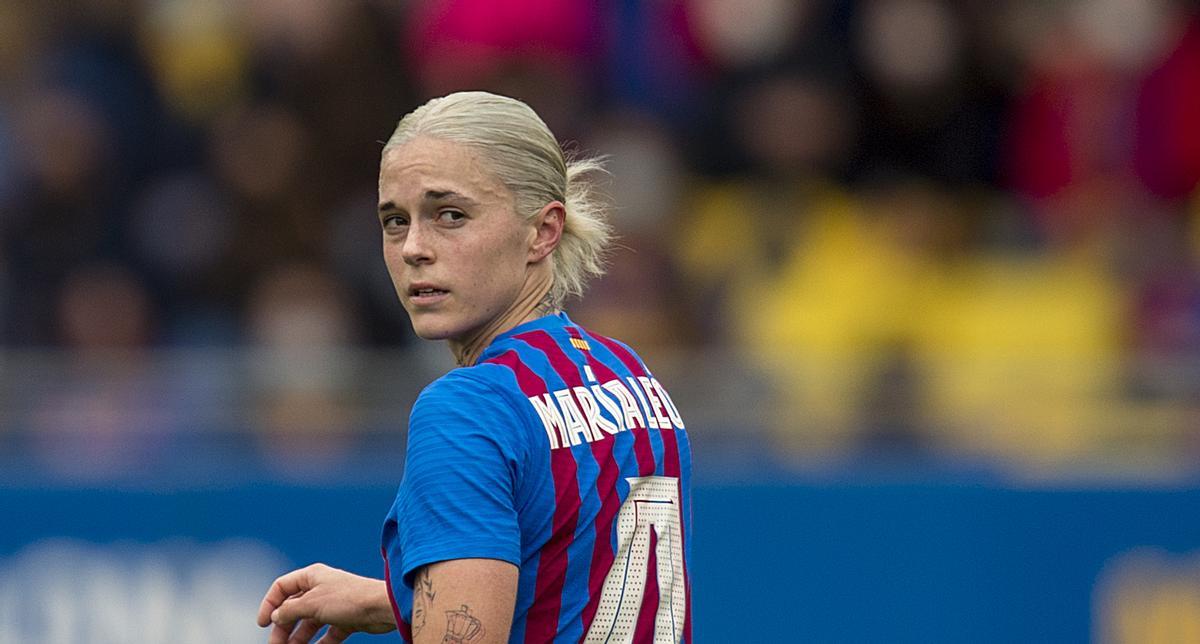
[449,274,555,367]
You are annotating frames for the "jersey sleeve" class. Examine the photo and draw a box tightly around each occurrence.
[389,369,527,583]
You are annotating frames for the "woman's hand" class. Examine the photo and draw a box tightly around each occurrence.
[257,563,396,644]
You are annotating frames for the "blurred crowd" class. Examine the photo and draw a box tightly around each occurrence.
[2,0,1200,477]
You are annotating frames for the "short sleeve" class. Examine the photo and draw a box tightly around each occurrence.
[390,370,525,583]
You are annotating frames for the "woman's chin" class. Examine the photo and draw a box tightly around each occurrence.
[410,324,455,342]
[408,315,464,342]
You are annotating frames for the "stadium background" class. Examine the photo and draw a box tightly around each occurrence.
[2,0,1200,642]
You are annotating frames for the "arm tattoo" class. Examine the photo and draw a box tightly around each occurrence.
[441,604,485,643]
[412,569,436,636]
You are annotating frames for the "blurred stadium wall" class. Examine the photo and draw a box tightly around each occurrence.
[2,1,1200,642]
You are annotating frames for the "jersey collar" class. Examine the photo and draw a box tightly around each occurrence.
[477,312,573,362]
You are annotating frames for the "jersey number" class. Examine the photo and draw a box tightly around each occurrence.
[584,475,686,643]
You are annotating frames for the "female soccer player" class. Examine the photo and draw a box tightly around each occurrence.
[257,92,692,644]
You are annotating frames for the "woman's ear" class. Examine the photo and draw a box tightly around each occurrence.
[528,201,565,263]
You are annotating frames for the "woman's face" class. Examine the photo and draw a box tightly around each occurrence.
[378,136,535,342]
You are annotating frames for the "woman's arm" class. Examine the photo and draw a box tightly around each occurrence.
[409,558,518,644]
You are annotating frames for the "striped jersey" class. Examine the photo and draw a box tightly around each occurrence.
[382,312,693,643]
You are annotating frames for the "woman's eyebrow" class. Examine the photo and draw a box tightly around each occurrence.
[378,191,478,213]
[424,189,477,205]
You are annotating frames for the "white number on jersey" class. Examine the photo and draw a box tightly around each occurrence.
[584,475,687,644]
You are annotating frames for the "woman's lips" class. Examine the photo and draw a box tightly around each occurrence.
[409,286,449,306]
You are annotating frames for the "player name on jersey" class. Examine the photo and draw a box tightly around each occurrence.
[526,365,685,450]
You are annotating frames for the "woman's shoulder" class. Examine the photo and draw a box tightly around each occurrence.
[417,364,499,398]
[412,364,530,421]
[407,365,542,456]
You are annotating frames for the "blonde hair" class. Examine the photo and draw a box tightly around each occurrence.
[383,91,612,308]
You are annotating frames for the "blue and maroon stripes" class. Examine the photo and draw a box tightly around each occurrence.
[479,318,692,643]
[513,329,593,642]
[584,328,693,642]
[490,331,587,643]
[485,344,576,643]
[565,327,645,634]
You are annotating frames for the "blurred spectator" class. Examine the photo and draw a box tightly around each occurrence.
[209,101,307,206]
[13,85,112,203]
[27,263,167,480]
[0,4,44,87]
[716,177,952,455]
[689,0,810,68]
[127,170,238,345]
[1135,10,1200,201]
[604,0,710,126]
[1123,209,1200,399]
[243,0,356,62]
[245,263,362,476]
[404,0,601,137]
[672,67,864,452]
[137,0,248,123]
[207,100,328,289]
[4,84,116,345]
[572,110,696,358]
[733,72,855,179]
[56,263,157,350]
[851,0,1006,184]
[0,111,19,218]
[1003,0,1179,245]
[243,0,410,197]
[674,69,856,343]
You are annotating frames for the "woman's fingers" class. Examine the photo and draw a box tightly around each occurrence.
[258,567,315,627]
[269,620,298,644]
[316,626,354,644]
[286,618,324,644]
